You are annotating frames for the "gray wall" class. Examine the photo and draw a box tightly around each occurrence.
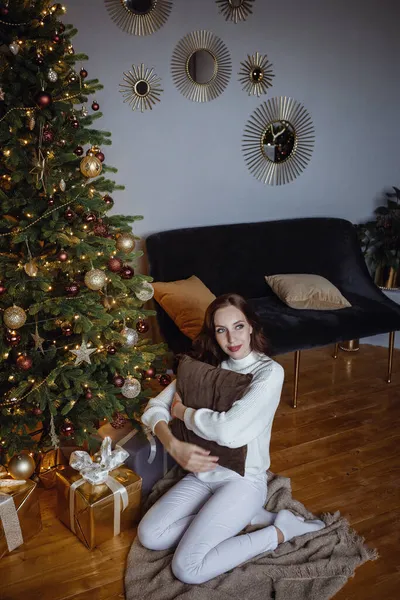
[65,0,400,237]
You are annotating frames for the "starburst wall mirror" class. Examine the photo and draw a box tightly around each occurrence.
[119,64,163,112]
[105,0,173,36]
[238,52,274,97]
[242,97,315,185]
[216,0,255,24]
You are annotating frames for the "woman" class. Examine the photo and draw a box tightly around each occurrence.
[138,294,324,585]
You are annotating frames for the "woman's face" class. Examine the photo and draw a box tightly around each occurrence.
[213,305,253,360]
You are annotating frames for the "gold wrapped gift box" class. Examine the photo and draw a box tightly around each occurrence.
[56,465,141,549]
[0,479,42,559]
[35,448,68,489]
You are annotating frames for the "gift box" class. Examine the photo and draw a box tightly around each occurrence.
[35,447,68,489]
[96,423,176,498]
[0,478,42,559]
[56,437,141,549]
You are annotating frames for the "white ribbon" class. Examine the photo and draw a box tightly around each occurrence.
[118,426,168,474]
[0,480,25,552]
[68,436,129,537]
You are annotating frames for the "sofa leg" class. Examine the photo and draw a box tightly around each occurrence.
[387,331,395,383]
[333,343,339,359]
[293,351,301,409]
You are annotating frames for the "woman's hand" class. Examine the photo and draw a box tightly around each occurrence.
[168,438,219,473]
[171,392,186,421]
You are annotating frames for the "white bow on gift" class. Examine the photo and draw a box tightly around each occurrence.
[70,436,129,485]
[68,436,130,537]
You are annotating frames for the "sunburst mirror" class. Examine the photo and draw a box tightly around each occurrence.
[238,52,274,97]
[171,30,232,103]
[216,0,255,24]
[104,0,173,36]
[119,64,163,112]
[242,97,315,185]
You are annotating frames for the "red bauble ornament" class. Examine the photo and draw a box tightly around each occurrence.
[65,207,75,221]
[93,220,109,237]
[0,6,9,16]
[60,420,74,437]
[159,373,172,387]
[58,249,68,262]
[58,22,65,33]
[143,366,156,378]
[103,195,114,208]
[0,282,6,295]
[61,322,73,336]
[48,196,55,206]
[83,212,97,223]
[110,412,127,429]
[52,34,61,43]
[74,146,84,156]
[107,257,123,273]
[65,282,80,297]
[71,119,79,129]
[35,91,52,108]
[32,406,43,416]
[113,375,125,388]
[79,68,88,79]
[43,129,54,143]
[136,319,149,334]
[5,330,21,347]
[120,265,134,279]
[107,345,117,355]
[85,389,93,400]
[91,101,99,111]
[95,151,105,162]
[16,355,33,371]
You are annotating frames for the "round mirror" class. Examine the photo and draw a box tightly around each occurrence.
[135,80,149,96]
[187,50,216,84]
[123,0,153,14]
[251,67,263,82]
[262,120,296,163]
[229,0,244,7]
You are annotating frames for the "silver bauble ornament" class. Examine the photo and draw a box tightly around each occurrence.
[3,305,27,329]
[9,42,20,55]
[116,232,135,253]
[121,376,141,399]
[47,68,58,83]
[136,281,154,302]
[120,327,139,347]
[8,453,36,480]
[80,155,102,178]
[59,178,66,191]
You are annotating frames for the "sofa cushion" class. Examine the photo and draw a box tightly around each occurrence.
[265,274,351,310]
[170,355,253,476]
[153,275,215,340]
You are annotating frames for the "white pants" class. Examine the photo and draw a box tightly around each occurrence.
[137,472,279,585]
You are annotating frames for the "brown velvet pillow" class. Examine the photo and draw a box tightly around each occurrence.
[170,355,253,476]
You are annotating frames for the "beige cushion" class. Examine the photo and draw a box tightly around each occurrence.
[265,274,351,310]
[153,275,215,339]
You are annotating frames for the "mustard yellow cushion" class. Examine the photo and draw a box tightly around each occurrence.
[153,275,216,339]
[265,274,351,310]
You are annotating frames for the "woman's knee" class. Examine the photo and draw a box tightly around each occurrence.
[137,516,168,551]
[171,547,207,585]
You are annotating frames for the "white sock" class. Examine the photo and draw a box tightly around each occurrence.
[274,509,325,542]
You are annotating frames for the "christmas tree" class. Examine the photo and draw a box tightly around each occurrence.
[0,0,166,462]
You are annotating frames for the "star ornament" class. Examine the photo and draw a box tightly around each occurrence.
[31,327,45,355]
[70,339,97,366]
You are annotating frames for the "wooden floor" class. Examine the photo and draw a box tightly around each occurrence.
[1,345,399,600]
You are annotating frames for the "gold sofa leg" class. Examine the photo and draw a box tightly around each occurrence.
[387,331,395,383]
[333,343,339,359]
[293,351,301,408]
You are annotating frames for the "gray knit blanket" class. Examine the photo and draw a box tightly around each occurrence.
[125,467,377,600]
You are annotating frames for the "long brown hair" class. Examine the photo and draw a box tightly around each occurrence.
[191,293,269,366]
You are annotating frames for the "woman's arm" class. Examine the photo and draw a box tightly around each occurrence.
[141,379,177,433]
[182,362,284,448]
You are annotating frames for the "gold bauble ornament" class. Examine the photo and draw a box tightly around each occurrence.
[27,116,35,131]
[3,305,27,329]
[116,232,136,253]
[80,155,102,178]
[84,268,107,291]
[102,295,115,310]
[7,453,36,480]
[24,260,38,277]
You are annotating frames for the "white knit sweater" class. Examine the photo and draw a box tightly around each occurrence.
[141,351,284,481]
